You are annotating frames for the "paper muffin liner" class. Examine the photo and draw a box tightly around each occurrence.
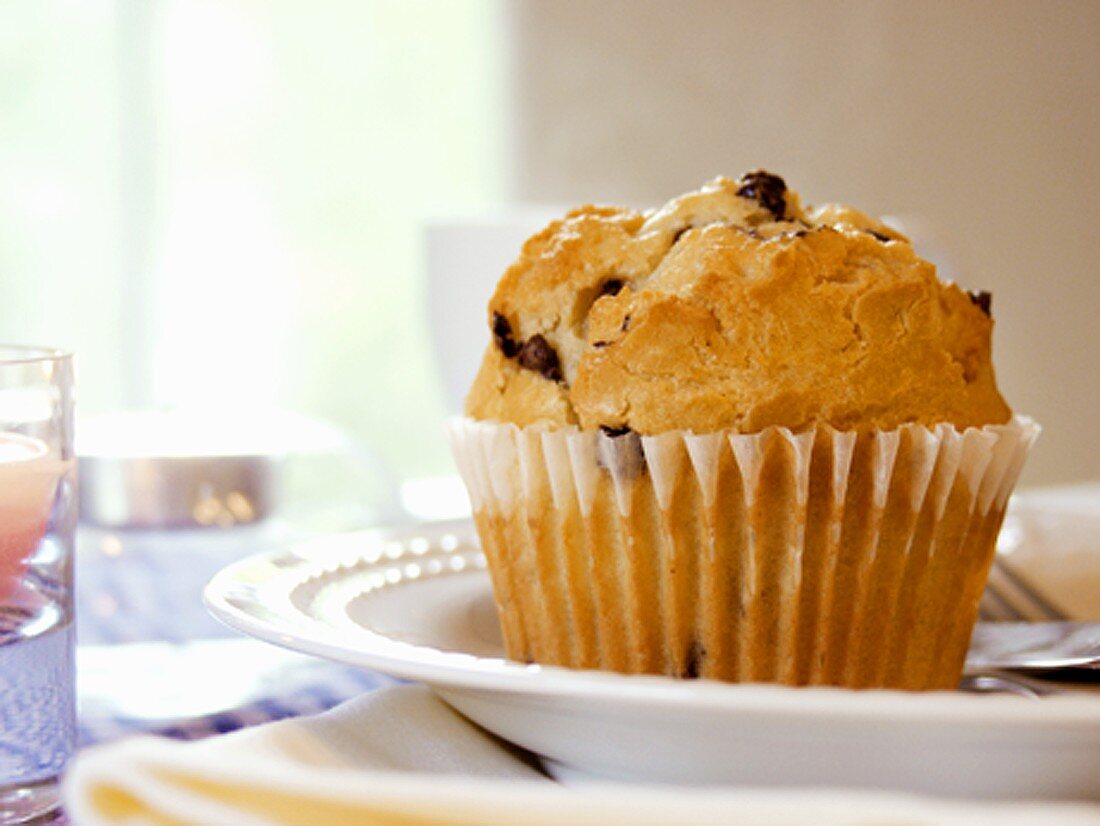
[447,416,1039,690]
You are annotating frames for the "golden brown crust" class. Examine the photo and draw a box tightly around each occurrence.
[466,173,1011,433]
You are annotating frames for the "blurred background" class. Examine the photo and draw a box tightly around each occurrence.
[2,0,1098,521]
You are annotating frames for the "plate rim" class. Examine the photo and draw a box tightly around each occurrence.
[203,520,1100,729]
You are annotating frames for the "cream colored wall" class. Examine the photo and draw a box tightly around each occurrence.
[503,0,1100,485]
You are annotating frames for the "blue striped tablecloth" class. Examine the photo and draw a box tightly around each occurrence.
[75,524,396,747]
[78,641,396,746]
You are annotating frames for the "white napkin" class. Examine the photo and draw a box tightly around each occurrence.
[65,685,1100,826]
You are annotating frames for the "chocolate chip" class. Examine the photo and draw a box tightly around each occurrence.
[592,340,609,349]
[682,641,706,679]
[867,229,892,243]
[596,426,646,479]
[491,312,519,358]
[968,290,993,317]
[620,314,631,332]
[599,425,632,438]
[599,279,624,298]
[735,170,788,220]
[517,334,563,382]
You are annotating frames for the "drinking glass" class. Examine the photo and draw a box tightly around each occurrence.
[0,347,75,823]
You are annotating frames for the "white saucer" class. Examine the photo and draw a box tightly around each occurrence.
[204,520,1100,800]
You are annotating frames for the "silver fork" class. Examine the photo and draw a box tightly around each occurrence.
[969,561,1076,696]
[966,558,1100,691]
[979,555,1069,622]
[960,671,1066,698]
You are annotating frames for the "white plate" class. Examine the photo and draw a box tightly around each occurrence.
[205,520,1100,800]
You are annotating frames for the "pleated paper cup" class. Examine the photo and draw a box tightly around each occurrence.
[447,416,1039,690]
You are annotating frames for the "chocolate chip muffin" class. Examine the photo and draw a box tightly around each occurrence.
[450,171,1037,690]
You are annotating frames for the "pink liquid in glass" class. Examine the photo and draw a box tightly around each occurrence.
[0,433,64,602]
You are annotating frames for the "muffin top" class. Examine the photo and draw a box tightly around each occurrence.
[465,171,1011,434]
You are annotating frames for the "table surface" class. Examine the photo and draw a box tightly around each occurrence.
[76,522,393,748]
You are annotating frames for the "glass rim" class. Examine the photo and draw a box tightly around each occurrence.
[0,344,72,365]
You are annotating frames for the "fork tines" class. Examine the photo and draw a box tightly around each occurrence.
[979,556,1068,623]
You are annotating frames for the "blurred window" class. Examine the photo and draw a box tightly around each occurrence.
[0,0,506,479]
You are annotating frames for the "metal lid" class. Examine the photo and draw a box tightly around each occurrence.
[79,452,281,529]
[75,410,325,530]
